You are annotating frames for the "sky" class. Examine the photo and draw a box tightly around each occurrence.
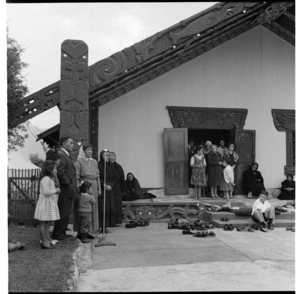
[5,2,217,131]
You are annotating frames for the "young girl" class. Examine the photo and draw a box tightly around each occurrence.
[46,150,61,202]
[76,181,96,243]
[190,146,207,199]
[34,160,60,249]
[220,161,235,207]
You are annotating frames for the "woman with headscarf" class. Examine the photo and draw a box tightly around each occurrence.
[244,162,265,198]
[206,144,223,198]
[73,144,101,235]
[98,149,116,232]
[278,174,295,200]
[109,151,125,225]
[123,173,143,201]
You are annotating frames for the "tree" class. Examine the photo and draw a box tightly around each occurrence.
[29,153,45,169]
[7,28,29,152]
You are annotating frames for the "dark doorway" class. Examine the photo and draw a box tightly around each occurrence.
[188,129,234,149]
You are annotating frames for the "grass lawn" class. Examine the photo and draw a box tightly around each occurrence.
[8,224,80,292]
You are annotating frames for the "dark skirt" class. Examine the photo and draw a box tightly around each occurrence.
[123,191,140,201]
[113,183,123,224]
[207,165,222,187]
[98,188,115,228]
[278,190,295,200]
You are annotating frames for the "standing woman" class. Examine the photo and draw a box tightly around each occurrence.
[109,152,125,225]
[98,150,116,233]
[226,143,239,198]
[190,146,207,199]
[206,144,223,198]
[73,144,101,234]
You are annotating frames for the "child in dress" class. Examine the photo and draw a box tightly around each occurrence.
[34,160,60,249]
[76,182,96,243]
[220,161,235,207]
[190,146,207,199]
[46,150,61,202]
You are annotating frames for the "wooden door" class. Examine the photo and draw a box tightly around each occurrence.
[235,129,256,194]
[164,128,189,195]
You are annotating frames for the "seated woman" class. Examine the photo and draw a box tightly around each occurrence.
[278,174,295,200]
[244,162,265,198]
[123,173,142,201]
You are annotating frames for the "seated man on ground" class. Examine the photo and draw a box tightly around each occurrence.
[251,190,275,232]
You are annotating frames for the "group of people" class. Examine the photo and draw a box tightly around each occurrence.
[34,137,143,249]
[188,139,296,206]
[188,139,239,206]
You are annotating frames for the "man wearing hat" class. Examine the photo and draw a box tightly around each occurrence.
[251,190,275,232]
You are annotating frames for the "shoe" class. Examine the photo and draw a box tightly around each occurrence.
[248,227,255,232]
[87,234,95,239]
[223,224,229,231]
[126,223,137,229]
[260,225,268,232]
[182,230,194,235]
[208,231,216,237]
[40,243,56,249]
[228,224,234,231]
[53,235,70,240]
[221,217,229,222]
[79,234,91,243]
[268,224,274,230]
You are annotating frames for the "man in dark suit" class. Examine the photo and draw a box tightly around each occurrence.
[52,137,78,240]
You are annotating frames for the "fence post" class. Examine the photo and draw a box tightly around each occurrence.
[8,177,12,215]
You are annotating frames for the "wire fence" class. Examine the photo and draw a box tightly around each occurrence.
[8,168,41,226]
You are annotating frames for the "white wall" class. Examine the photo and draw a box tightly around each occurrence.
[98,25,295,189]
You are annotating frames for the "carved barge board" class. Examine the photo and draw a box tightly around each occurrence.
[60,40,89,158]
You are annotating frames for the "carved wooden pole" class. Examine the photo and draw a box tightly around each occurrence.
[60,40,89,159]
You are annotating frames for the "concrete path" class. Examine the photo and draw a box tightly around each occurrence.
[74,223,295,292]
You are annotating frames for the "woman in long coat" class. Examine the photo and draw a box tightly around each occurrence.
[73,144,101,234]
[98,150,116,232]
[244,162,265,198]
[109,151,125,225]
[206,144,223,198]
[278,174,295,200]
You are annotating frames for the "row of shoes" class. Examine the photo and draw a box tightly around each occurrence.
[182,230,216,238]
[167,218,214,231]
[125,219,150,228]
[234,223,273,233]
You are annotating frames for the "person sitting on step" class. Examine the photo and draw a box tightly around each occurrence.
[76,181,96,243]
[244,162,265,198]
[251,190,275,232]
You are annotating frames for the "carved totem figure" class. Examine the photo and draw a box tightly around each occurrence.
[60,40,89,158]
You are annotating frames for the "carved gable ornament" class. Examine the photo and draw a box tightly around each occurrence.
[271,109,295,132]
[166,107,248,129]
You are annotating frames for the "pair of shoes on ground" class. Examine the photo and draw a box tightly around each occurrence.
[126,220,150,229]
[221,217,229,222]
[193,230,216,238]
[275,206,287,212]
[52,234,73,240]
[221,207,231,212]
[223,224,234,231]
[194,220,214,230]
[260,222,274,232]
[286,226,295,232]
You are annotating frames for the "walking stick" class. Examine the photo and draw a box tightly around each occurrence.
[95,152,116,247]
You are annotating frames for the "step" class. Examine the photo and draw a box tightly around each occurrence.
[203,211,295,222]
[211,218,295,228]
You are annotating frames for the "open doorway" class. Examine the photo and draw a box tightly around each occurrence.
[188,129,234,149]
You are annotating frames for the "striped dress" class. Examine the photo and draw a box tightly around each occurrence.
[34,176,60,221]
